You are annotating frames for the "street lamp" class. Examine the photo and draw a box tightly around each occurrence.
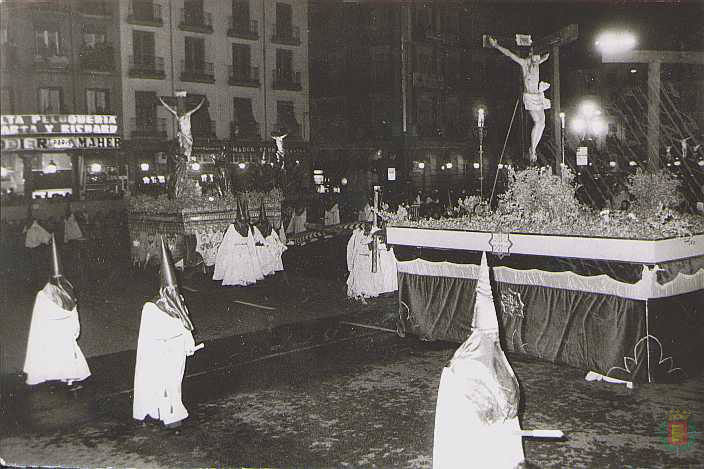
[417,161,426,191]
[89,163,102,174]
[477,108,486,199]
[140,163,150,172]
[44,160,57,174]
[595,31,637,55]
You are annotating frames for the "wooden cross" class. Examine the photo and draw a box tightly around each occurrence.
[602,49,704,168]
[531,24,579,173]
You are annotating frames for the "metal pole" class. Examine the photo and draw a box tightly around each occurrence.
[479,127,484,199]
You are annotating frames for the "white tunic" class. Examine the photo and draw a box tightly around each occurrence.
[265,230,286,272]
[286,209,307,234]
[377,242,398,294]
[213,225,261,286]
[324,203,340,225]
[251,225,276,277]
[433,334,525,469]
[23,289,91,385]
[64,214,84,242]
[346,229,379,299]
[133,302,195,425]
[24,221,52,248]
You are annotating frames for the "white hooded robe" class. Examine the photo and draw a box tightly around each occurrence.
[133,302,195,425]
[23,287,91,385]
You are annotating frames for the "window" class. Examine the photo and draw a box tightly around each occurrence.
[232,43,251,76]
[275,48,293,79]
[233,97,257,138]
[82,24,107,47]
[275,2,292,37]
[133,30,155,63]
[184,0,204,24]
[276,100,299,137]
[39,88,62,113]
[1,88,13,113]
[185,36,205,70]
[135,91,157,126]
[86,89,110,114]
[35,26,62,57]
[232,0,250,26]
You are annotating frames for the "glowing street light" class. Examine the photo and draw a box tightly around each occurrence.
[190,162,201,171]
[89,163,102,174]
[140,163,150,172]
[417,161,425,170]
[445,162,453,169]
[238,162,246,169]
[595,31,637,55]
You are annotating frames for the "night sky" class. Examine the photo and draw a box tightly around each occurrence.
[488,0,704,69]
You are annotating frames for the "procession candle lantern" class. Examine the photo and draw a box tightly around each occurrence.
[478,108,485,128]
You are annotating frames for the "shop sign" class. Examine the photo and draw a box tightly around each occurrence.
[576,146,588,166]
[1,136,121,151]
[0,114,119,136]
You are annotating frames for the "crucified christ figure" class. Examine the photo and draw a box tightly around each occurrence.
[489,36,550,163]
[159,96,204,159]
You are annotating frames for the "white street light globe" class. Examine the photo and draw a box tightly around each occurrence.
[417,162,425,169]
[445,162,453,169]
[191,162,201,171]
[579,101,598,117]
[238,162,246,169]
[140,163,150,172]
[89,163,102,174]
[473,162,480,169]
[571,117,587,134]
[591,118,607,136]
[595,31,637,55]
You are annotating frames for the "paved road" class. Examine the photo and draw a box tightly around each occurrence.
[2,319,703,468]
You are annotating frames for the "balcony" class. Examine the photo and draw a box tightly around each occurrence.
[128,55,165,79]
[192,120,216,139]
[230,120,260,140]
[127,1,163,27]
[271,25,300,46]
[272,70,301,91]
[228,66,259,88]
[79,44,114,73]
[180,61,215,83]
[77,0,112,16]
[33,51,71,71]
[131,117,167,138]
[227,18,258,40]
[179,8,213,34]
[274,119,300,139]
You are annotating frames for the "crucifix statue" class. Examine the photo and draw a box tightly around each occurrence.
[489,35,551,164]
[158,91,206,199]
[159,91,205,161]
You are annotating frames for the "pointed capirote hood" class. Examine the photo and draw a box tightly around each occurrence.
[159,236,178,290]
[471,252,499,332]
[50,233,63,278]
[242,198,251,224]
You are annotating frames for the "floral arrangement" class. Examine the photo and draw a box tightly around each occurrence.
[128,189,282,215]
[386,166,704,240]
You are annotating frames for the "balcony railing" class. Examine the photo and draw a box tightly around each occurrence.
[79,44,114,72]
[179,8,213,33]
[127,1,163,26]
[128,55,165,79]
[228,65,259,87]
[271,25,300,46]
[33,52,71,70]
[77,0,112,16]
[180,60,215,83]
[272,70,301,91]
[131,117,167,138]
[192,120,216,138]
[228,18,258,39]
[230,120,260,140]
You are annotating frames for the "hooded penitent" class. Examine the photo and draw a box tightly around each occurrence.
[153,236,194,331]
[44,233,77,311]
[432,251,524,468]
[234,199,249,237]
[258,200,272,237]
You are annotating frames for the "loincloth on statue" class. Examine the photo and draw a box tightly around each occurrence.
[523,91,551,111]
